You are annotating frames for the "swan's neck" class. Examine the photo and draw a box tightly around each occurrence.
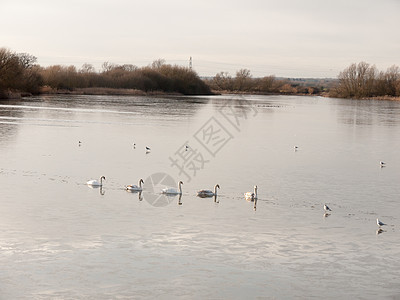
[179,183,182,193]
[139,180,142,188]
[214,185,218,195]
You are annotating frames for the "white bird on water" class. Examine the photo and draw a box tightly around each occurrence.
[197,184,220,198]
[126,179,144,192]
[245,185,258,201]
[377,218,386,227]
[324,204,332,212]
[162,181,183,195]
[146,146,151,153]
[380,161,386,167]
[87,176,106,187]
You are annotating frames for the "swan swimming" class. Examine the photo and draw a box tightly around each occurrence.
[87,176,106,187]
[162,181,183,195]
[245,185,258,201]
[197,184,220,198]
[126,178,144,192]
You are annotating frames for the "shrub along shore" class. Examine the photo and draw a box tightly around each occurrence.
[1,47,399,100]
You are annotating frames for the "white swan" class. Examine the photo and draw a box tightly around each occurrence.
[245,185,258,201]
[126,178,144,192]
[162,181,183,195]
[87,176,106,187]
[197,184,220,198]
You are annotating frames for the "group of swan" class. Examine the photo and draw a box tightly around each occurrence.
[87,176,388,229]
[86,177,258,203]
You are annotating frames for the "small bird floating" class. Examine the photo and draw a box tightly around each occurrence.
[377,218,386,227]
[324,204,332,212]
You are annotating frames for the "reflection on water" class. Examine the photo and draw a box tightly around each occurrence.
[1,94,400,298]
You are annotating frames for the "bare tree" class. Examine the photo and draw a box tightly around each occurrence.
[79,63,95,73]
[151,59,166,70]
[337,62,377,98]
[234,68,252,91]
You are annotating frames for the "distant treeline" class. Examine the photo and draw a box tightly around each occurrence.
[1,47,400,99]
[204,69,333,95]
[41,59,211,95]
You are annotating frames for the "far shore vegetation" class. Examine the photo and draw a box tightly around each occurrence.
[1,47,400,100]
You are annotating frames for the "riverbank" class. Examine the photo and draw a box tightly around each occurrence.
[39,87,185,96]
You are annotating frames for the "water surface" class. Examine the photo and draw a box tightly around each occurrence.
[1,95,399,299]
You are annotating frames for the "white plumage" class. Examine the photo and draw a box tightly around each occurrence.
[197,184,220,198]
[245,185,258,201]
[162,181,183,195]
[126,179,144,191]
[87,176,106,187]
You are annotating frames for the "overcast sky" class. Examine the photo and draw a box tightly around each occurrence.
[1,0,399,78]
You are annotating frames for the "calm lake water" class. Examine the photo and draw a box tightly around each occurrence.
[0,94,399,299]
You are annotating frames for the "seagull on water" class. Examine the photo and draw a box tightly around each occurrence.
[324,204,332,212]
[377,218,386,227]
[146,146,151,152]
[380,161,386,167]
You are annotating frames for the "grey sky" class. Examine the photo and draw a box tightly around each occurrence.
[1,0,399,77]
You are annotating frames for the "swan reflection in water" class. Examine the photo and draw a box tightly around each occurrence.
[87,184,105,195]
[177,194,182,205]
